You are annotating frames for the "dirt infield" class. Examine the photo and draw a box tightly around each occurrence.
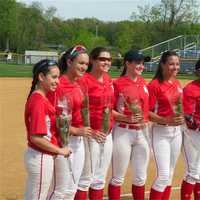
[0,78,191,200]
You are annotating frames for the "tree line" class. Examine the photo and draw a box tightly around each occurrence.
[0,0,200,55]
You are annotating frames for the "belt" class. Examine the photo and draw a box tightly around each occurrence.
[118,123,141,130]
[156,123,182,127]
[157,123,168,126]
[188,127,200,131]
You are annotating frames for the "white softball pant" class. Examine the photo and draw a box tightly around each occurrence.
[110,126,150,186]
[24,147,57,200]
[48,136,85,200]
[78,133,113,191]
[151,124,182,192]
[183,128,200,184]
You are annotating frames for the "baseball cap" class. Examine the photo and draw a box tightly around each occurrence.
[124,50,151,62]
[195,59,200,71]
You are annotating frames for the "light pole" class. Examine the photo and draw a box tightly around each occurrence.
[95,23,98,37]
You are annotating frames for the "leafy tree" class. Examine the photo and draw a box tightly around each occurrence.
[0,0,17,50]
[132,0,200,26]
[65,29,108,51]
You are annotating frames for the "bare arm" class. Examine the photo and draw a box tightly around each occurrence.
[30,135,71,157]
[69,126,93,137]
[149,111,184,126]
[112,110,143,124]
[70,126,106,143]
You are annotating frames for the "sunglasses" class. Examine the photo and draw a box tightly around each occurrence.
[40,59,58,68]
[97,57,112,62]
[70,45,87,57]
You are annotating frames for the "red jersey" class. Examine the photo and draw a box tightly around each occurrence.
[183,80,200,129]
[48,75,84,128]
[113,75,149,122]
[148,79,182,117]
[78,72,114,132]
[25,92,59,155]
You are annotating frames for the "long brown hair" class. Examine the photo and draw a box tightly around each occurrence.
[153,50,179,82]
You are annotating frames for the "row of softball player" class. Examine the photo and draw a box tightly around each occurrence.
[24,45,200,200]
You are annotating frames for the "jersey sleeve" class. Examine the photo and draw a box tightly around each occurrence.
[147,81,157,112]
[183,85,195,115]
[29,100,47,135]
[183,84,200,129]
[113,80,119,110]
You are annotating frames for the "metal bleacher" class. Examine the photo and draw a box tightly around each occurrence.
[141,35,200,73]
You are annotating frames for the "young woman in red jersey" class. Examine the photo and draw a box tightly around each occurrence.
[75,47,113,200]
[148,51,184,200]
[108,50,151,200]
[24,59,71,200]
[181,59,200,200]
[47,45,93,199]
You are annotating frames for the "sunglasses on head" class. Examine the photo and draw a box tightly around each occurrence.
[70,45,87,57]
[34,59,58,74]
[97,57,112,62]
[40,59,58,68]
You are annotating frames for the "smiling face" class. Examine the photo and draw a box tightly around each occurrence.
[126,60,145,77]
[92,51,112,73]
[162,55,180,79]
[39,66,60,93]
[68,53,89,78]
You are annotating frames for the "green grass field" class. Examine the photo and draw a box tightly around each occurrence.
[0,63,32,77]
[0,62,196,80]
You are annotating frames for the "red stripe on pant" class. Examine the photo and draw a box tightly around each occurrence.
[108,184,121,200]
[132,184,145,200]
[194,183,200,200]
[89,188,104,200]
[38,154,43,200]
[181,180,195,200]
[49,159,56,199]
[74,189,87,200]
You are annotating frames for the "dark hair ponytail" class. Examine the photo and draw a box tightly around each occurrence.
[153,50,179,82]
[120,65,127,76]
[27,59,58,99]
[28,75,38,99]
[59,47,73,74]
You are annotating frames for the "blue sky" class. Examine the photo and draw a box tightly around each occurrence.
[17,0,161,21]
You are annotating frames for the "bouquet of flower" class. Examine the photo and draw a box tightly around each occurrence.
[81,94,90,127]
[166,85,183,116]
[101,94,112,134]
[126,97,142,116]
[101,107,111,134]
[99,95,112,168]
[121,87,151,149]
[121,87,143,127]
[56,96,72,146]
[79,84,93,174]
[173,96,183,116]
[56,95,75,183]
[56,111,70,146]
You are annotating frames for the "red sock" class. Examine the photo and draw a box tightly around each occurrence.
[181,180,195,200]
[89,188,104,200]
[194,183,200,200]
[132,184,145,200]
[162,186,171,200]
[149,188,163,200]
[108,184,121,200]
[74,189,87,200]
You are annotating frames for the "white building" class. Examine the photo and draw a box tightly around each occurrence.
[25,50,58,64]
